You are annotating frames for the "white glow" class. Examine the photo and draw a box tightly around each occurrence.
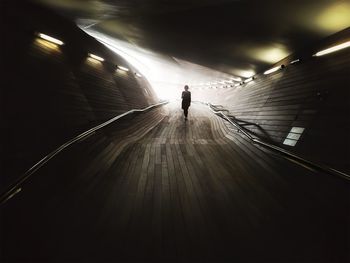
[314,41,350,56]
[79,27,236,101]
[264,65,283,75]
[88,53,104,62]
[80,30,183,100]
[117,65,129,72]
[135,73,142,77]
[234,83,240,87]
[38,33,64,45]
[79,29,189,100]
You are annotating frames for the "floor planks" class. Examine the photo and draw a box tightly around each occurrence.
[1,102,349,262]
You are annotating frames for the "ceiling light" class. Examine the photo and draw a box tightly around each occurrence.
[264,65,284,75]
[314,41,350,56]
[135,73,142,77]
[38,33,64,46]
[231,77,242,82]
[290,59,300,64]
[244,77,254,83]
[117,66,129,72]
[88,53,104,62]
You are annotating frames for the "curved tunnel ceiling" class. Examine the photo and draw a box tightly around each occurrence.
[34,0,350,78]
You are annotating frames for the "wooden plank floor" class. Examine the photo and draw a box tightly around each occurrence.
[1,102,349,262]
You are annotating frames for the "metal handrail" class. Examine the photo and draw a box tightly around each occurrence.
[0,101,169,205]
[205,102,350,181]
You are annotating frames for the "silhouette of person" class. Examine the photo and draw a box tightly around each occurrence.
[181,85,191,120]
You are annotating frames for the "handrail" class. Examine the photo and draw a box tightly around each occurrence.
[0,101,168,205]
[202,102,350,181]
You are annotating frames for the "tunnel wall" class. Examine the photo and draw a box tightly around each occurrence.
[1,1,159,189]
[200,28,350,173]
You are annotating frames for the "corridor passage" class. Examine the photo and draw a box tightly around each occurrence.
[1,103,349,262]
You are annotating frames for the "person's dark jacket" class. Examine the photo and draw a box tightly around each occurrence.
[181,91,191,109]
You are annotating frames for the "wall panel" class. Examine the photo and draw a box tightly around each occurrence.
[1,1,159,190]
[208,29,350,173]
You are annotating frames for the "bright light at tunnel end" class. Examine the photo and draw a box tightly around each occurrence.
[79,27,251,101]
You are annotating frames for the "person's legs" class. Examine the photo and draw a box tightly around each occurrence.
[184,107,188,118]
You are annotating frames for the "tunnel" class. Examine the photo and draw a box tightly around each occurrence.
[1,0,350,262]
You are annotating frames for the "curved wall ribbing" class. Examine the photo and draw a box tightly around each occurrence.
[200,28,350,173]
[1,1,158,189]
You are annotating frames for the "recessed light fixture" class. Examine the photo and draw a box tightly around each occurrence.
[117,66,129,72]
[232,77,242,82]
[290,59,300,64]
[244,77,254,83]
[88,53,104,62]
[314,41,350,57]
[38,33,64,46]
[264,65,284,75]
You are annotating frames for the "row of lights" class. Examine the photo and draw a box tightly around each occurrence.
[185,39,350,91]
[192,39,350,91]
[39,31,350,86]
[260,40,350,77]
[192,40,350,148]
[38,33,143,77]
[204,39,350,90]
[190,76,243,89]
[239,41,349,148]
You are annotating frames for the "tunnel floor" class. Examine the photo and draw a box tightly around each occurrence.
[1,102,349,262]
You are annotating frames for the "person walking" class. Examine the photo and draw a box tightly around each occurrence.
[181,85,191,120]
